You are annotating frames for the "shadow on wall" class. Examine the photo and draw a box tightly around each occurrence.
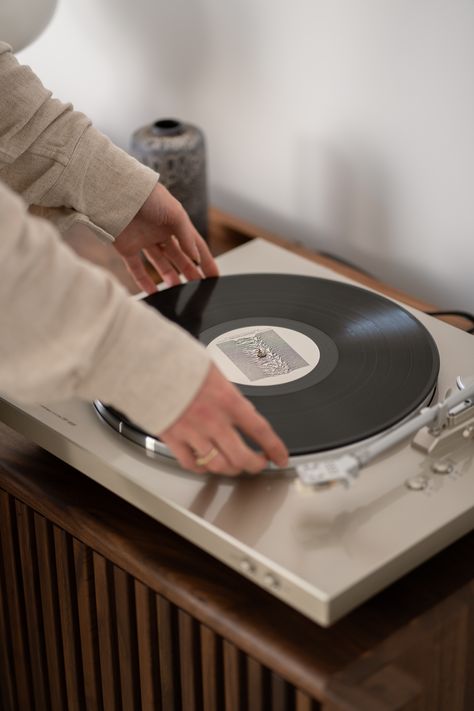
[294,137,393,263]
[213,138,394,271]
[211,137,442,306]
[291,137,472,308]
[292,137,443,300]
[96,0,262,107]
[96,0,213,93]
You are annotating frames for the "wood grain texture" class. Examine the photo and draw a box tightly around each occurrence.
[135,579,161,710]
[178,609,202,711]
[296,690,320,711]
[156,595,181,710]
[200,624,224,711]
[15,499,50,709]
[0,502,18,711]
[0,491,34,709]
[93,552,121,711]
[73,538,103,710]
[34,513,67,711]
[271,672,294,711]
[53,526,86,711]
[114,565,141,710]
[223,640,245,711]
[247,656,271,711]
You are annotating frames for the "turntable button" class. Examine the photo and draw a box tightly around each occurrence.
[263,572,280,589]
[405,475,429,491]
[462,425,474,439]
[431,460,454,475]
[240,558,255,574]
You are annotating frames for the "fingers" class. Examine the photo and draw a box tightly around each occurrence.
[165,225,219,280]
[143,243,185,287]
[232,399,289,468]
[185,432,237,475]
[161,434,241,477]
[159,365,288,477]
[121,254,158,294]
[169,209,201,265]
[145,247,179,287]
[194,235,220,278]
[164,422,283,477]
[191,440,240,476]
[141,233,217,288]
[115,182,219,287]
[145,237,203,284]
[160,409,273,476]
[165,199,219,277]
[162,408,286,476]
[160,437,202,474]
[187,428,267,476]
[211,427,268,474]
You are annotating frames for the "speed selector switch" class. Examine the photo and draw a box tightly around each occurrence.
[263,572,280,589]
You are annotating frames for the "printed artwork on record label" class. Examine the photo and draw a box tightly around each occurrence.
[207,325,320,386]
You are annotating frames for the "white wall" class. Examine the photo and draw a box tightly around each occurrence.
[18,0,474,311]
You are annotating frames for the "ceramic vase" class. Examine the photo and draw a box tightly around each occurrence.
[131,118,208,239]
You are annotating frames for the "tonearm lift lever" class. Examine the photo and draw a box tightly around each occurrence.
[296,376,474,490]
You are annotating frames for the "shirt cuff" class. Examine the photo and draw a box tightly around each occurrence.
[78,296,212,435]
[44,125,159,239]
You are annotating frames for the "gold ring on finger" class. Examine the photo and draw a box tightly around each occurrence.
[195,447,219,467]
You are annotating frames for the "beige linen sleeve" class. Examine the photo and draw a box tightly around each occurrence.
[0,181,211,434]
[0,41,157,240]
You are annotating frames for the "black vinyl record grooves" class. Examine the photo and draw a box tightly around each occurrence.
[141,274,440,455]
[104,274,440,456]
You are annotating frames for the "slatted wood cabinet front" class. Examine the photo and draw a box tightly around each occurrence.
[0,451,320,711]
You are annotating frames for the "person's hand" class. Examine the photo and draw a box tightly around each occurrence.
[114,182,219,293]
[159,364,289,476]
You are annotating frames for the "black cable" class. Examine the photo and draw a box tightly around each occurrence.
[314,252,474,334]
[426,310,474,334]
[317,251,375,278]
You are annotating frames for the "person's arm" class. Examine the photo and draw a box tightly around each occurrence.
[0,42,218,289]
[0,181,287,473]
[0,180,210,435]
[0,41,157,239]
[0,44,288,473]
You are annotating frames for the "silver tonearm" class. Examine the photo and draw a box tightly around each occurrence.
[295,375,474,489]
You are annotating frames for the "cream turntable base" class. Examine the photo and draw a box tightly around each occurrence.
[1,239,473,627]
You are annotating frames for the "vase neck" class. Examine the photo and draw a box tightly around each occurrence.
[152,119,184,136]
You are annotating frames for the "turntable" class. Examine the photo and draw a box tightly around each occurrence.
[0,239,473,626]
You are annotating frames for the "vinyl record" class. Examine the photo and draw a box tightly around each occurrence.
[98,274,440,456]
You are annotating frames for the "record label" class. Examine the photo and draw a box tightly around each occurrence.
[206,325,320,386]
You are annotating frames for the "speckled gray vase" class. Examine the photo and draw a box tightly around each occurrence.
[131,118,208,239]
